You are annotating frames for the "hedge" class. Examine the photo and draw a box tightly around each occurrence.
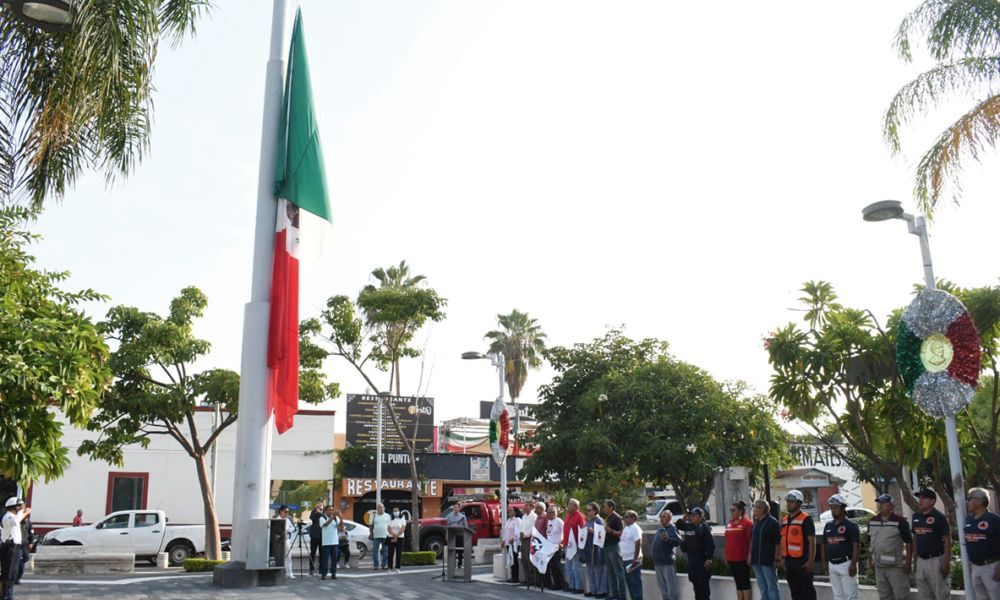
[183,558,226,572]
[401,551,436,566]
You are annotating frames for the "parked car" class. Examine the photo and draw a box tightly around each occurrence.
[645,497,685,523]
[818,507,875,526]
[288,519,371,560]
[41,510,204,566]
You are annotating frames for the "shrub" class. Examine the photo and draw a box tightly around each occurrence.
[183,558,226,572]
[401,551,436,566]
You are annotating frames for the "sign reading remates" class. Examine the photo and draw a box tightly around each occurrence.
[346,394,435,453]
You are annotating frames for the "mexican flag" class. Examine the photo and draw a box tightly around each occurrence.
[268,9,332,434]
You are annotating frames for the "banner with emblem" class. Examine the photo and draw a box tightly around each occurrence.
[564,524,578,561]
[578,525,587,551]
[593,522,605,548]
[530,529,559,574]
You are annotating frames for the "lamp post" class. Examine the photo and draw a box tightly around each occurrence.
[5,0,73,32]
[376,391,391,510]
[861,199,974,599]
[462,351,507,575]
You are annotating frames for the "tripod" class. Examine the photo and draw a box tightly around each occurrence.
[290,524,313,578]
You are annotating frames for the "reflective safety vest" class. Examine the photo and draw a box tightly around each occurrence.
[781,512,809,558]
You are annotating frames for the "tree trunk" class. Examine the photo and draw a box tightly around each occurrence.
[192,451,222,561]
[409,447,420,552]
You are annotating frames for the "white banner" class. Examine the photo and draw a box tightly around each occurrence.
[578,525,587,551]
[530,529,559,574]
[565,525,578,561]
[593,522,606,548]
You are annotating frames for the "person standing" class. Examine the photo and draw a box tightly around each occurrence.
[278,505,296,580]
[545,506,566,591]
[446,503,469,569]
[679,507,715,600]
[319,505,339,580]
[964,487,1000,600]
[370,503,390,571]
[866,493,912,600]
[503,506,522,583]
[387,508,406,573]
[726,501,753,600]
[910,488,951,600]
[334,509,351,569]
[520,499,537,588]
[1,498,28,600]
[582,501,607,598]
[781,490,817,600]
[308,501,324,575]
[602,500,626,600]
[652,510,681,600]
[14,515,32,585]
[563,499,586,594]
[749,499,782,600]
[72,510,83,527]
[821,495,861,600]
[620,510,644,600]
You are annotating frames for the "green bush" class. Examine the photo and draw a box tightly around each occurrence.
[183,558,226,572]
[401,551,436,566]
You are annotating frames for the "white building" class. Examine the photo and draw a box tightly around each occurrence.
[29,408,336,536]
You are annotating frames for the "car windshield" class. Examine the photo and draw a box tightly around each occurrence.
[646,500,665,517]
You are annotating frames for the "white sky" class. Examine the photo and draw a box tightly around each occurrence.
[30,0,1000,430]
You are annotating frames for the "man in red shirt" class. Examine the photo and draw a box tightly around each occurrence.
[72,510,83,527]
[562,499,586,593]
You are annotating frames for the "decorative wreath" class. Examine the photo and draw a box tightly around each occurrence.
[897,289,981,418]
[489,396,511,465]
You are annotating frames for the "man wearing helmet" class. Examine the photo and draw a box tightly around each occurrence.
[0,497,29,600]
[781,490,816,600]
[821,495,860,600]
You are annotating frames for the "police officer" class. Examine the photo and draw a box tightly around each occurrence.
[678,506,715,600]
[821,495,860,600]
[867,493,912,600]
[781,490,817,600]
[0,498,29,600]
[965,487,1000,600]
[910,488,950,600]
[14,515,33,585]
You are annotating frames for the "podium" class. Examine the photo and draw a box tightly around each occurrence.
[444,525,474,582]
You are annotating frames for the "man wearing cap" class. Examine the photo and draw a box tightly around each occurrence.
[867,493,912,600]
[910,488,950,600]
[780,490,817,600]
[678,507,715,600]
[0,498,29,600]
[965,487,1000,599]
[821,495,861,600]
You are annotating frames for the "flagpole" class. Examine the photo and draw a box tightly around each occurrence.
[230,0,293,567]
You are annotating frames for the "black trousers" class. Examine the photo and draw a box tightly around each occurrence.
[545,549,564,590]
[509,544,520,582]
[0,544,21,600]
[309,535,321,571]
[687,552,712,600]
[339,542,351,566]
[785,557,816,600]
[387,538,403,569]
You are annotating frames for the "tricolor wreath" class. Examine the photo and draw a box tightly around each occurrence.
[896,289,981,418]
[489,396,511,465]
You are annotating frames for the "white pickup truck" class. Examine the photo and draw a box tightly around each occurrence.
[42,510,205,566]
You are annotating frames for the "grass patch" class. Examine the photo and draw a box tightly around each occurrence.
[183,558,226,572]
[401,551,436,566]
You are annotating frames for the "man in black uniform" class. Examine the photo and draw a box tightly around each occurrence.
[821,494,861,600]
[13,517,32,585]
[910,488,950,600]
[965,487,1000,600]
[678,507,715,600]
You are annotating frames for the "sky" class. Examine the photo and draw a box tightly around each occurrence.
[28,0,1000,432]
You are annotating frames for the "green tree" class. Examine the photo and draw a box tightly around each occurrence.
[521,329,789,510]
[0,0,209,207]
[0,207,110,485]
[305,262,447,550]
[79,287,338,560]
[884,0,1000,215]
[484,309,547,401]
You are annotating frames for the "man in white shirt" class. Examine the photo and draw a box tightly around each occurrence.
[621,510,644,600]
[545,506,566,591]
[370,503,391,571]
[519,499,537,587]
[1,498,29,600]
[278,505,296,579]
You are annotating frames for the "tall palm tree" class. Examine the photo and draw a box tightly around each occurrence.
[362,260,427,394]
[884,0,1000,216]
[484,309,547,402]
[1,0,209,208]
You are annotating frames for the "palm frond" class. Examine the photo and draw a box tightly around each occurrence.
[158,0,213,48]
[895,0,1000,62]
[911,92,1000,213]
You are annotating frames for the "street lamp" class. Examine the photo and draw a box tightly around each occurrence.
[6,0,73,33]
[462,350,508,576]
[376,391,391,510]
[861,199,975,598]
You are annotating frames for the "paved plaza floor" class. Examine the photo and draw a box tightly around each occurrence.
[14,561,565,600]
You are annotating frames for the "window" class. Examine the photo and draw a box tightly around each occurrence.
[106,472,149,514]
[463,506,483,521]
[135,513,159,527]
[343,522,355,532]
[101,514,130,529]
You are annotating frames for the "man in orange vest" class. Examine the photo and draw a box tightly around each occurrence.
[781,490,817,600]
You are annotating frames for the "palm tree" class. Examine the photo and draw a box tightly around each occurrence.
[362,260,427,395]
[884,0,1000,216]
[484,309,547,401]
[1,0,209,208]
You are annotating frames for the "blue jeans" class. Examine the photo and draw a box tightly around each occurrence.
[320,545,339,577]
[624,563,643,600]
[604,545,626,600]
[372,538,388,567]
[566,551,582,590]
[753,564,781,600]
